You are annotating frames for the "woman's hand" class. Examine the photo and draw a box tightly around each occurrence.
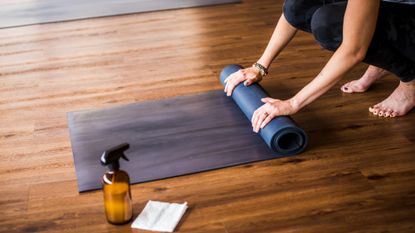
[251,97,298,133]
[224,67,262,96]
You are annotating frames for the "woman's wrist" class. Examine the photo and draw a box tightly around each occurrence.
[288,97,302,114]
[257,57,271,70]
[254,56,272,78]
[252,62,268,77]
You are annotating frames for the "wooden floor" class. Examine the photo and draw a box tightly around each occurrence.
[1,0,414,232]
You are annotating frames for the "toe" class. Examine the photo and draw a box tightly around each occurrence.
[392,110,401,117]
[384,109,392,117]
[369,105,378,113]
[369,108,378,116]
[378,110,384,117]
[379,108,391,117]
[368,106,374,112]
[341,83,352,93]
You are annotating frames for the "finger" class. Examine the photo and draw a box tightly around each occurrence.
[227,74,246,96]
[244,75,260,86]
[261,97,274,103]
[251,107,262,128]
[255,111,268,133]
[244,72,257,85]
[226,70,239,82]
[251,108,259,126]
[260,115,273,129]
[252,106,267,132]
[224,71,239,88]
[225,78,235,96]
[226,81,236,96]
[224,80,233,94]
[224,73,236,92]
[255,112,268,133]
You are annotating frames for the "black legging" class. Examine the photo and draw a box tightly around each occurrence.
[283,0,415,82]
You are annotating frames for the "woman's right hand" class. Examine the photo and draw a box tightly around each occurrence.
[224,66,263,96]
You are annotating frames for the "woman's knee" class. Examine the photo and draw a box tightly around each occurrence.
[283,0,313,32]
[310,3,346,51]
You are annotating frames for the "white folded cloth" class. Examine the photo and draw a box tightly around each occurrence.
[131,200,188,232]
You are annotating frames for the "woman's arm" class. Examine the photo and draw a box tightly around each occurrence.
[252,0,380,132]
[224,14,298,96]
[257,13,298,69]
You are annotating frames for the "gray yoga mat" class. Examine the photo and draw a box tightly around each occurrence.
[0,0,241,29]
[68,65,307,192]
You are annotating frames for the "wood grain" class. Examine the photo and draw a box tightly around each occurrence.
[0,0,241,29]
[0,0,414,232]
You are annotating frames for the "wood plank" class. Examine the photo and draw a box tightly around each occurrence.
[0,0,414,232]
[0,0,241,29]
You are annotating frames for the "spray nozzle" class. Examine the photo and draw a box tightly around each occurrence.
[100,143,130,171]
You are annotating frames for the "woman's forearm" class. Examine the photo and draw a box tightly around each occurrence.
[223,14,297,96]
[290,45,363,110]
[257,14,298,68]
[290,0,379,111]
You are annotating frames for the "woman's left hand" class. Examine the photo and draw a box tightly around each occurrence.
[251,97,298,133]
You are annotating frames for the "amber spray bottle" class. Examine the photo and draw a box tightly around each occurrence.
[100,143,133,225]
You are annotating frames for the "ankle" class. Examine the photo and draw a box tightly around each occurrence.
[400,80,415,89]
[363,66,388,80]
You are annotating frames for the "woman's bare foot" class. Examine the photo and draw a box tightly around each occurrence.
[341,65,390,93]
[369,80,415,117]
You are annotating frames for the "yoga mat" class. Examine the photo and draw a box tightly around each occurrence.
[0,0,241,29]
[68,65,307,192]
[220,64,307,155]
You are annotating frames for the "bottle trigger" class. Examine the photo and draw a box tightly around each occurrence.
[122,154,129,161]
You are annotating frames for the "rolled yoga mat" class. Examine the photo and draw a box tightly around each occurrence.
[68,65,307,192]
[220,64,307,155]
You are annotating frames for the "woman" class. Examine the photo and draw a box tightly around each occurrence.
[224,0,415,133]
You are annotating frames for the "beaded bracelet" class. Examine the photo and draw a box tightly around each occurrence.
[252,62,268,77]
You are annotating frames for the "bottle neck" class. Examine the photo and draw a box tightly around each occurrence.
[108,161,120,171]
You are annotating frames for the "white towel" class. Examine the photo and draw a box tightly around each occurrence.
[131,200,188,232]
